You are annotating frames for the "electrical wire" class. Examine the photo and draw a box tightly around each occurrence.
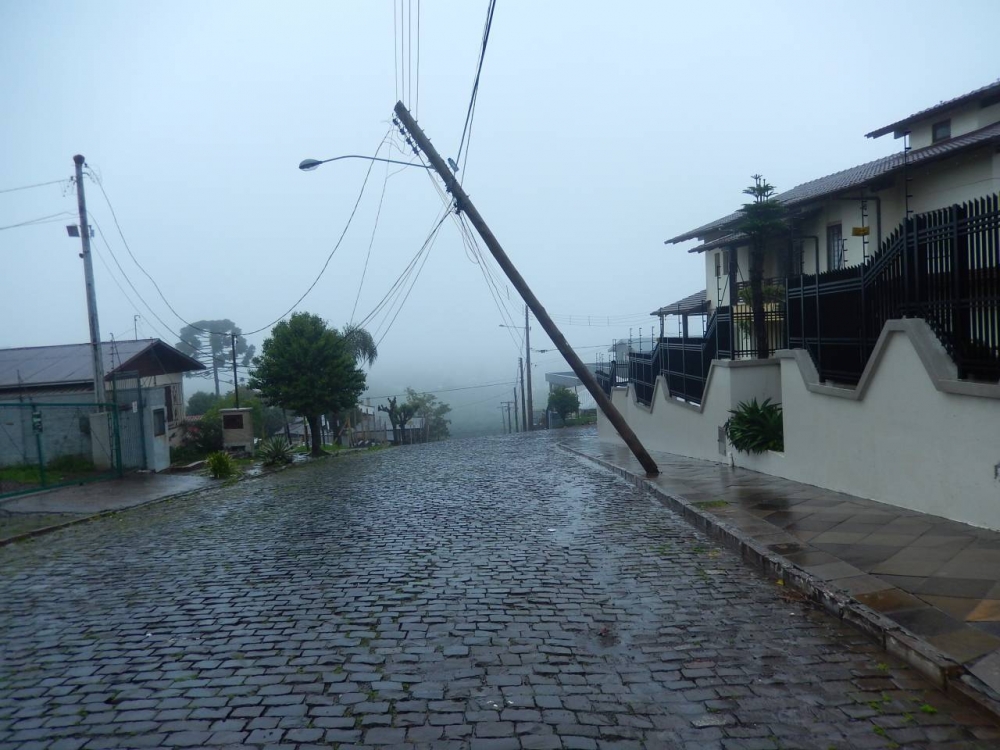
[87,133,390,337]
[0,211,75,231]
[455,0,496,176]
[366,379,515,400]
[350,157,392,324]
[0,178,69,195]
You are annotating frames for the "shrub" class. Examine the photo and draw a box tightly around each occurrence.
[724,398,784,454]
[206,451,236,479]
[173,417,224,463]
[258,437,293,466]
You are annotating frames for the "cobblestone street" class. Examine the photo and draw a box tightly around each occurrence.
[1,431,997,749]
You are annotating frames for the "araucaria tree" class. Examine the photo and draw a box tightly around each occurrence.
[738,175,786,360]
[176,319,256,397]
[249,313,366,456]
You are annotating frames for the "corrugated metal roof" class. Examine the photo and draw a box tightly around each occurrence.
[666,120,1000,245]
[866,79,1000,139]
[0,339,205,390]
[651,289,709,317]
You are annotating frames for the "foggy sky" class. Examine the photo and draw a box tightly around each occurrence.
[2,0,999,416]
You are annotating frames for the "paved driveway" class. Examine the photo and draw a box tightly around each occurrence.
[1,432,996,749]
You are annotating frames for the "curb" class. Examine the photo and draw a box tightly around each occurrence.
[0,447,381,548]
[560,443,1000,725]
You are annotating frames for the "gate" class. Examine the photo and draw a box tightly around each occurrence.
[109,372,148,470]
[0,401,122,499]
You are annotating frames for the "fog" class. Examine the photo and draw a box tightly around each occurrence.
[2,1,997,434]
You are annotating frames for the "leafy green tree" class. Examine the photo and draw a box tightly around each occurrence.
[547,386,580,424]
[738,175,787,359]
[248,313,366,456]
[403,388,452,441]
[176,319,256,397]
[186,391,219,417]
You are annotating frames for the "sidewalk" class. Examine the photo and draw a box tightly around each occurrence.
[0,473,210,543]
[562,430,1000,705]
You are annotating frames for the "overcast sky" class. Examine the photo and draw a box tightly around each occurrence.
[2,0,998,415]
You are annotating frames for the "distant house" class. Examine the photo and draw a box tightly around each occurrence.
[0,339,204,470]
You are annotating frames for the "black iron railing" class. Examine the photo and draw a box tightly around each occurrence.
[789,192,1000,383]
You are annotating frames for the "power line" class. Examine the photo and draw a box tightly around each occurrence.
[0,178,69,195]
[87,133,390,337]
[0,211,75,231]
[455,0,497,176]
[366,379,515,400]
[350,157,391,324]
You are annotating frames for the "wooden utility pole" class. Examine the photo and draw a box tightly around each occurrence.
[518,356,527,432]
[512,387,520,432]
[393,102,659,475]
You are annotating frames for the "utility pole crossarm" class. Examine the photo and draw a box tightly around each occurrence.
[393,102,658,476]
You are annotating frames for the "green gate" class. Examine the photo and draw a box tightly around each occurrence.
[0,401,123,499]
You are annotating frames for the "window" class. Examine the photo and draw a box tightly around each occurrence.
[163,385,174,422]
[714,253,721,278]
[223,414,244,430]
[932,119,951,143]
[153,409,166,437]
[827,224,844,270]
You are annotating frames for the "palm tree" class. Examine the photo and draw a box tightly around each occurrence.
[339,324,378,368]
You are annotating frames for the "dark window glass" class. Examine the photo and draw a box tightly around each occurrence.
[827,224,844,270]
[153,409,166,437]
[932,120,951,142]
[223,414,244,430]
[714,253,721,277]
[163,385,174,422]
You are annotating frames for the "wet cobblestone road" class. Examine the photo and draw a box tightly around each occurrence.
[2,431,998,749]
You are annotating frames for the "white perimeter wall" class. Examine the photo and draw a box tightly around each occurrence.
[600,320,1000,530]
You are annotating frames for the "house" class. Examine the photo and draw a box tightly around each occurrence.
[597,80,1000,530]
[0,339,204,472]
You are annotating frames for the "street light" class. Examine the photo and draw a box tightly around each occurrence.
[298,155,432,171]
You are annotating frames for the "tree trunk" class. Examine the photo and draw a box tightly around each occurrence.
[212,362,220,397]
[307,414,323,456]
[750,245,769,359]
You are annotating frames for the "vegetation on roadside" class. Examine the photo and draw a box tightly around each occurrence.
[206,451,236,479]
[724,398,784,454]
[257,437,294,466]
[547,386,580,425]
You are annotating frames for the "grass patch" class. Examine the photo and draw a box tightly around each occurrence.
[694,499,729,509]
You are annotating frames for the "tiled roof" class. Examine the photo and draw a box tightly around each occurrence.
[865,79,1000,139]
[0,339,205,390]
[666,120,1000,245]
[651,289,709,317]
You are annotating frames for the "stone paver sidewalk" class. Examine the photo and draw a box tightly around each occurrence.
[0,473,210,542]
[564,431,1000,699]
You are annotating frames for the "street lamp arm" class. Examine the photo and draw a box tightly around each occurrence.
[298,156,432,171]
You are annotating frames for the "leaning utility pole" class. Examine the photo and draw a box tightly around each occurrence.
[73,155,106,406]
[524,306,533,431]
[393,103,658,475]
[518,356,527,432]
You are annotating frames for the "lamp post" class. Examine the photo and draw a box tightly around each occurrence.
[298,156,432,172]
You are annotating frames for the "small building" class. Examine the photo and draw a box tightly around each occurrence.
[0,339,204,472]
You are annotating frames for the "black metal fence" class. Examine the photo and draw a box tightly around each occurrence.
[789,192,1000,383]
[733,278,787,358]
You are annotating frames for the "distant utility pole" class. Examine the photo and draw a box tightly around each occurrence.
[73,154,106,406]
[512,387,520,433]
[393,103,658,475]
[231,332,240,408]
[524,306,533,431]
[519,356,527,432]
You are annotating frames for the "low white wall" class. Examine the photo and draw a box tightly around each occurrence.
[599,320,1000,530]
[600,359,781,465]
